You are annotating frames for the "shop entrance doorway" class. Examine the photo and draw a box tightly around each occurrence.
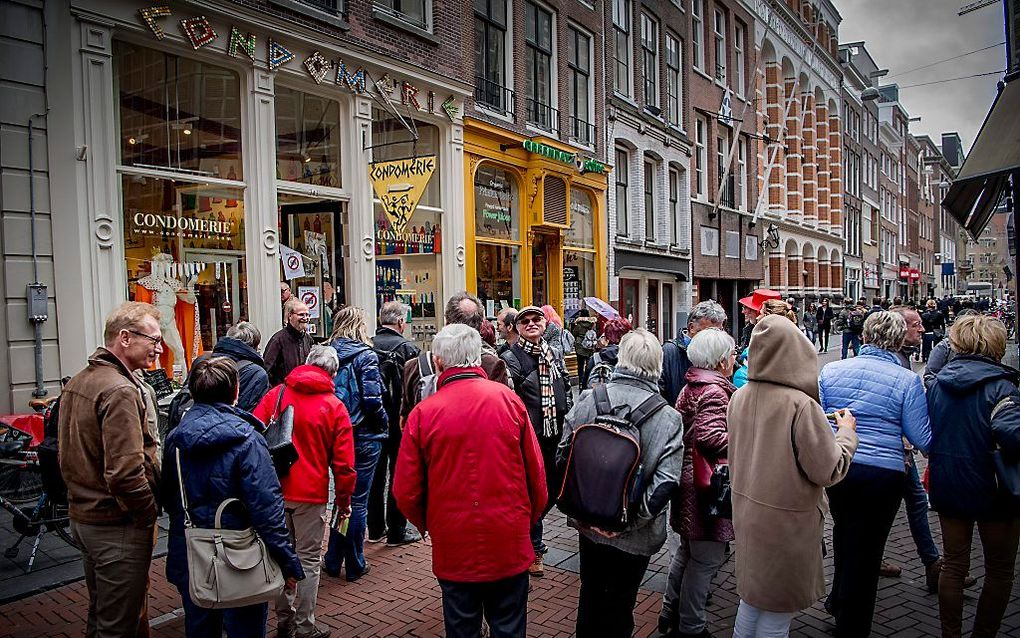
[279,199,346,339]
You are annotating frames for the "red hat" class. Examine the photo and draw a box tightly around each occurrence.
[738,288,782,313]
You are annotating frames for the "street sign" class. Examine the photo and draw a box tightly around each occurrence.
[298,286,320,319]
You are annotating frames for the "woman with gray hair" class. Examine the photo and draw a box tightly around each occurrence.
[557,328,684,637]
[818,311,931,637]
[660,328,737,638]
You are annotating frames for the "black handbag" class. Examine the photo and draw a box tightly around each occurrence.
[261,387,298,477]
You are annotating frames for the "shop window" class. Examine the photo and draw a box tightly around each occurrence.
[563,250,595,319]
[475,164,520,241]
[567,188,595,249]
[662,282,674,340]
[115,42,242,178]
[371,109,444,349]
[275,86,342,188]
[122,175,247,381]
[476,243,522,313]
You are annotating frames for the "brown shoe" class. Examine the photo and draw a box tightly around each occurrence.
[879,561,902,578]
[925,558,943,593]
[528,553,544,577]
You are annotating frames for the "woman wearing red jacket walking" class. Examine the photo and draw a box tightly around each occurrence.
[254,345,356,638]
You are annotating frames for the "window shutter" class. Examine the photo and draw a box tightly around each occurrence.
[543,176,568,225]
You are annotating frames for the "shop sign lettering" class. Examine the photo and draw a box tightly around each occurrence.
[132,211,233,237]
[369,156,437,235]
[137,5,462,121]
[522,139,607,175]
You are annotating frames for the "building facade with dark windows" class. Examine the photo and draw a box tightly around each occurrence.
[0,0,473,409]
[465,0,610,320]
[605,0,693,341]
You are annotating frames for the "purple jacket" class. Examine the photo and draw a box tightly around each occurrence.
[670,367,736,542]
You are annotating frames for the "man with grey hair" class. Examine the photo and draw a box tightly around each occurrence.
[265,299,314,386]
[557,328,684,637]
[369,300,422,546]
[660,300,727,406]
[254,344,356,638]
[496,307,519,355]
[393,323,547,638]
[210,321,269,411]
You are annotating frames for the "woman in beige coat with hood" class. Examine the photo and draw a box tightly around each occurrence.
[727,314,859,637]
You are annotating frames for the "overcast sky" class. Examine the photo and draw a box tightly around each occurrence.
[836,0,1007,153]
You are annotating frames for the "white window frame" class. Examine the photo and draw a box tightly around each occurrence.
[641,14,659,108]
[668,167,680,246]
[694,116,707,199]
[615,145,630,236]
[713,8,726,84]
[734,20,745,97]
[566,23,595,148]
[691,0,704,71]
[665,33,683,128]
[612,0,632,96]
[373,0,432,32]
[644,158,656,241]
[737,136,747,210]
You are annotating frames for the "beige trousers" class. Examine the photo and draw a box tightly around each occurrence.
[277,502,328,635]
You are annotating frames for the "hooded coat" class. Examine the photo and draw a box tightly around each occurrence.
[162,402,304,589]
[727,315,858,613]
[208,336,270,411]
[927,355,1020,520]
[331,338,388,438]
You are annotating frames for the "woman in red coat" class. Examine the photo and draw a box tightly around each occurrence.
[660,328,737,638]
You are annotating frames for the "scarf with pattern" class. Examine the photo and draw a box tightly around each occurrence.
[520,338,560,437]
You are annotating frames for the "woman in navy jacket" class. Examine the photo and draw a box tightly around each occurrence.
[926,314,1020,638]
[163,357,303,638]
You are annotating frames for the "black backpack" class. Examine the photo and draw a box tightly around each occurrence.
[557,384,667,531]
[847,310,866,334]
[372,344,411,419]
[37,397,66,504]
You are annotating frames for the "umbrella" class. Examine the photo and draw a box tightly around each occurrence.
[584,296,620,320]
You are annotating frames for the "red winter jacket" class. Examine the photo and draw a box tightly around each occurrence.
[393,366,548,583]
[253,365,356,509]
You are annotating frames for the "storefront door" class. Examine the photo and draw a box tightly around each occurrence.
[620,278,640,326]
[279,200,346,339]
[647,280,659,338]
[532,232,558,307]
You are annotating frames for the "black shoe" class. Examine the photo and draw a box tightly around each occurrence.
[367,529,387,543]
[676,630,713,638]
[657,614,675,636]
[346,562,371,582]
[386,530,422,546]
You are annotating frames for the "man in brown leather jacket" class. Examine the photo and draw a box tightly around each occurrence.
[59,302,163,638]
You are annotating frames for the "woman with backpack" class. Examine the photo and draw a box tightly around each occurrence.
[570,309,598,386]
[322,306,388,582]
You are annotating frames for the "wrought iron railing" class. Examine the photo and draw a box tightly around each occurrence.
[568,115,596,148]
[525,98,559,135]
[474,76,515,116]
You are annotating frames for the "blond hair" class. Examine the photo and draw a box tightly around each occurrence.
[949,315,1007,361]
[760,299,797,324]
[330,305,371,345]
[104,302,160,345]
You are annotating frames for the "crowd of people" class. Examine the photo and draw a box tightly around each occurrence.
[52,284,1020,638]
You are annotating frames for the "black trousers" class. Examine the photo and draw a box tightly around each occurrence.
[437,572,529,638]
[576,534,651,638]
[818,324,831,350]
[826,463,906,638]
[367,428,406,541]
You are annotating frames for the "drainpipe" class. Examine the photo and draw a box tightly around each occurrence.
[27,110,49,398]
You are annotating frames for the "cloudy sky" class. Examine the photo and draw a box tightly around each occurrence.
[836,0,1007,152]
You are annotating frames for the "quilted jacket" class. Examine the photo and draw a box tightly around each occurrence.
[331,338,388,440]
[819,345,931,473]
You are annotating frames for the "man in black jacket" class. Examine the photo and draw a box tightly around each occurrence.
[264,299,313,386]
[659,300,726,406]
[500,305,572,577]
[368,301,422,546]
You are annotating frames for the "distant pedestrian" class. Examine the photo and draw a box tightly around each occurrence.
[816,298,834,353]
[927,314,1020,638]
[265,299,314,387]
[394,324,548,638]
[502,305,573,576]
[585,317,633,388]
[60,302,163,638]
[558,329,684,638]
[661,328,736,638]
[569,309,598,384]
[802,303,818,345]
[728,315,858,637]
[253,346,356,638]
[323,306,388,581]
[164,357,304,638]
[659,300,726,407]
[840,303,866,359]
[920,299,946,362]
[819,311,931,637]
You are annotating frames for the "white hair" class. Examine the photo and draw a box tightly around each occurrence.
[305,344,339,377]
[432,323,482,368]
[689,300,727,328]
[226,321,261,348]
[616,328,663,379]
[687,328,735,370]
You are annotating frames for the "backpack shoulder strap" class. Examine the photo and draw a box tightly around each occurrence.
[630,393,669,427]
[417,352,434,377]
[592,383,613,416]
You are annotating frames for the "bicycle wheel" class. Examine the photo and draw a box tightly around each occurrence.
[43,501,79,550]
[0,464,43,505]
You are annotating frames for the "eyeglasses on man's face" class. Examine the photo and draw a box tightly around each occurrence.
[128,329,163,346]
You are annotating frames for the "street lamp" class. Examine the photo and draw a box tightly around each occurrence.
[760,223,780,251]
[861,69,889,102]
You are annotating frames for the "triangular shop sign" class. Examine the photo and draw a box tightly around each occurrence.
[268,38,294,71]
[368,156,437,235]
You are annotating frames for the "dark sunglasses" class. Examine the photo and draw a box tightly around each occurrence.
[517,315,543,326]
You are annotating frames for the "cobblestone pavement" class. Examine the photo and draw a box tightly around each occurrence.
[2,339,1019,636]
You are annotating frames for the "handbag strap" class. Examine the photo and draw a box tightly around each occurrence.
[214,497,243,529]
[270,386,287,424]
[175,447,192,529]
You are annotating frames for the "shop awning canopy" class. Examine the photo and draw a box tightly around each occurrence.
[942,75,1020,239]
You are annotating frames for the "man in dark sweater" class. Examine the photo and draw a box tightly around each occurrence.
[264,299,314,387]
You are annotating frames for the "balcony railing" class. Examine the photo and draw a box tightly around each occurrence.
[718,174,736,209]
[525,98,559,135]
[474,76,515,116]
[568,115,596,148]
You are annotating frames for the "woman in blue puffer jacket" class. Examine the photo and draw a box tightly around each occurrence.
[163,357,303,638]
[323,306,389,581]
[818,311,930,638]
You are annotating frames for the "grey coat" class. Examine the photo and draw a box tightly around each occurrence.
[556,368,685,557]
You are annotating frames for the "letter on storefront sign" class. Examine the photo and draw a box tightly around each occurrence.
[402,82,422,111]
[228,27,257,62]
[139,6,171,39]
[335,61,367,93]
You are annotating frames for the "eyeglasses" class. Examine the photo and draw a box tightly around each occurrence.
[517,316,543,326]
[128,329,162,345]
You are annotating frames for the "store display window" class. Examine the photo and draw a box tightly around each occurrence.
[474,164,519,241]
[563,250,596,319]
[115,42,242,179]
[371,109,443,350]
[275,86,342,187]
[566,188,595,249]
[476,243,522,316]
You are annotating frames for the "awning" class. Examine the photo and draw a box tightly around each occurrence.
[614,248,689,280]
[942,75,1020,238]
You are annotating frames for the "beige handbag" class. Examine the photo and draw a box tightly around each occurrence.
[176,449,285,609]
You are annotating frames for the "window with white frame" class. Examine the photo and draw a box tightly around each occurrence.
[644,159,656,241]
[374,0,429,30]
[716,129,732,206]
[734,20,745,96]
[725,230,740,258]
[665,33,682,127]
[616,146,630,236]
[474,0,509,113]
[695,116,706,198]
[668,167,680,245]
[713,9,726,83]
[524,1,555,132]
[567,26,593,146]
[612,0,631,96]
[736,136,747,210]
[691,0,704,71]
[641,14,659,108]
[700,226,719,256]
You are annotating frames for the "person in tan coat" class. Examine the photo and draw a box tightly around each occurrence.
[727,314,859,637]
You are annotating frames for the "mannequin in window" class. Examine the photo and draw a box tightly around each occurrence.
[134,252,202,377]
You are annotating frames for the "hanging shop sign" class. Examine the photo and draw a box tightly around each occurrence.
[368,156,437,235]
[136,6,462,121]
[899,266,911,280]
[131,211,233,238]
[522,139,607,175]
[909,268,921,282]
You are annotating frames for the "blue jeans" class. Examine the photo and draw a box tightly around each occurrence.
[179,586,268,638]
[905,457,940,567]
[324,437,382,579]
[841,331,861,359]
